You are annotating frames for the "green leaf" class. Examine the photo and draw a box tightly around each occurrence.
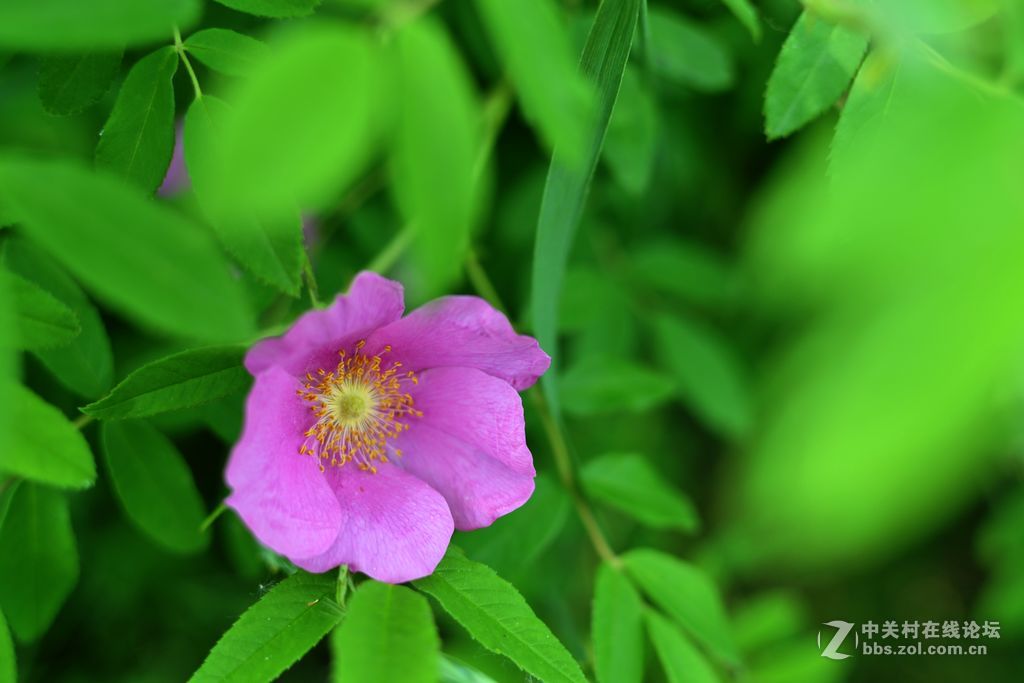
[2,270,80,351]
[38,50,122,115]
[214,0,321,18]
[83,345,249,420]
[184,96,303,295]
[455,474,569,581]
[0,0,200,52]
[101,421,208,554]
[645,609,721,683]
[0,609,15,683]
[560,355,675,416]
[189,571,343,683]
[95,46,179,194]
[475,0,593,163]
[603,67,657,195]
[208,24,381,222]
[0,384,95,489]
[532,0,640,418]
[831,50,902,172]
[592,563,644,683]
[653,314,751,439]
[0,483,79,643]
[440,654,500,683]
[331,582,439,683]
[763,11,867,140]
[183,28,269,77]
[623,548,739,666]
[0,155,255,342]
[581,453,699,532]
[414,549,587,683]
[719,0,761,42]
[392,17,482,295]
[629,240,736,309]
[2,236,114,398]
[648,7,733,92]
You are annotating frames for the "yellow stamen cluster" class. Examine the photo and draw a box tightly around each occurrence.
[296,341,421,473]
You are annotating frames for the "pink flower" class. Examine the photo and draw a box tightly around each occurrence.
[226,272,550,582]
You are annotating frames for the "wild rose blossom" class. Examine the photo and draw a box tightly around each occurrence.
[226,272,550,582]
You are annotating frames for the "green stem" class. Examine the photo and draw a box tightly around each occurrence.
[464,250,505,311]
[199,501,228,534]
[366,225,415,275]
[335,565,350,606]
[302,249,321,308]
[173,26,203,100]
[73,414,95,430]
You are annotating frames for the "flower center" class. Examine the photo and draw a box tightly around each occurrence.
[296,342,421,473]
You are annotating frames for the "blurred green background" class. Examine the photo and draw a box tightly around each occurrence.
[1,0,1024,681]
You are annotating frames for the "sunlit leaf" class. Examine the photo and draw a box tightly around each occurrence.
[38,50,122,115]
[592,563,644,683]
[582,453,699,532]
[184,28,269,77]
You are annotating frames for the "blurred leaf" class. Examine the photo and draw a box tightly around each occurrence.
[623,548,739,665]
[185,96,303,295]
[873,0,998,35]
[475,0,593,163]
[645,609,721,683]
[731,592,807,654]
[0,0,199,52]
[581,453,699,532]
[532,0,639,418]
[747,637,844,683]
[0,155,255,342]
[210,24,381,221]
[0,609,14,683]
[189,571,343,683]
[2,236,114,398]
[1,384,95,489]
[648,7,733,92]
[38,50,122,115]
[560,355,674,416]
[456,475,569,581]
[101,421,208,554]
[603,67,657,195]
[440,654,499,683]
[763,12,866,140]
[0,483,78,643]
[414,549,587,683]
[831,50,900,171]
[629,240,735,309]
[0,281,14,458]
[331,581,439,683]
[719,0,761,42]
[2,270,80,350]
[592,563,644,683]
[653,315,751,439]
[214,0,321,18]
[392,17,482,295]
[95,46,179,194]
[184,28,269,77]
[83,345,248,420]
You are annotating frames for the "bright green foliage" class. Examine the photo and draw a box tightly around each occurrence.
[763,11,867,139]
[185,96,304,295]
[414,550,587,683]
[653,314,751,439]
[331,582,440,683]
[2,270,80,351]
[592,563,644,683]
[0,483,79,643]
[183,29,269,77]
[101,421,208,553]
[475,0,593,163]
[1,385,95,489]
[647,7,734,91]
[214,0,321,18]
[83,345,249,419]
[560,355,675,415]
[38,51,122,115]
[0,0,199,52]
[581,453,699,532]
[0,609,14,683]
[392,18,482,296]
[0,156,254,342]
[95,46,179,194]
[189,571,343,682]
[623,549,739,665]
[645,609,721,683]
[2,237,114,398]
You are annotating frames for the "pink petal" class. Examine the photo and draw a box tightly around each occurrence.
[412,366,535,476]
[294,463,454,583]
[365,296,550,390]
[226,367,342,559]
[245,272,404,376]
